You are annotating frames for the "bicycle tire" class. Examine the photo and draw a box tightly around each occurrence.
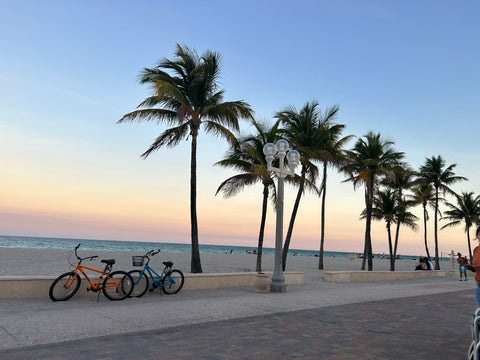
[128,269,149,298]
[161,269,184,294]
[102,271,134,301]
[49,272,81,301]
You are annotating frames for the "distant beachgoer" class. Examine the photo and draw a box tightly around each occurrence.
[415,257,428,271]
[230,249,233,254]
[457,252,467,281]
[464,227,480,307]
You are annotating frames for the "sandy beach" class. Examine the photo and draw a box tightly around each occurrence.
[0,247,452,283]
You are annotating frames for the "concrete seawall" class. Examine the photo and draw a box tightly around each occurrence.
[325,270,446,282]
[0,272,304,299]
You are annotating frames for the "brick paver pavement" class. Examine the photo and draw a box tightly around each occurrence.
[0,289,475,360]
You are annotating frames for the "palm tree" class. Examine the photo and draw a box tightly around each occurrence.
[215,119,281,272]
[381,165,417,261]
[363,188,417,271]
[313,110,353,270]
[441,192,480,262]
[411,180,437,260]
[393,197,418,266]
[118,44,254,273]
[367,189,397,271]
[341,132,404,271]
[419,155,467,270]
[275,101,324,271]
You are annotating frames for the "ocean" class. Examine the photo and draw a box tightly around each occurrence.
[0,235,426,260]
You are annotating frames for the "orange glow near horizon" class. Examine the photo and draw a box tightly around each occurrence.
[1,152,472,257]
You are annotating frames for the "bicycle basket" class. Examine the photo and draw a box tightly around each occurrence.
[132,256,144,267]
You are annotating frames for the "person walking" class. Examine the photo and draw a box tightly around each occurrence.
[457,252,468,281]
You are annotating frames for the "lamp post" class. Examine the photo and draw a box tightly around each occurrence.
[263,139,300,292]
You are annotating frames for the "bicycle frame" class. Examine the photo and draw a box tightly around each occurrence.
[136,264,174,287]
[67,263,120,291]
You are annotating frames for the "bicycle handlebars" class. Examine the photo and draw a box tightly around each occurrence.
[145,249,161,258]
[74,244,98,262]
[141,249,161,265]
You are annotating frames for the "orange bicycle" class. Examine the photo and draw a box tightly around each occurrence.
[49,244,133,301]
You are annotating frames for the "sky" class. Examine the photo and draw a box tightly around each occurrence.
[1,0,479,256]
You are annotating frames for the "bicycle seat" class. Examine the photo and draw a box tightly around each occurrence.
[101,259,115,266]
[163,261,173,267]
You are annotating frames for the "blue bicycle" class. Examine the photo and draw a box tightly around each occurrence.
[128,250,184,297]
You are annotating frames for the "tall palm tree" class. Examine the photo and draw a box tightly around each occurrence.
[366,189,397,271]
[118,44,254,273]
[314,110,353,270]
[419,155,467,270]
[441,192,480,262]
[364,188,417,271]
[215,119,281,272]
[411,180,437,260]
[341,132,404,271]
[275,101,323,271]
[381,165,417,261]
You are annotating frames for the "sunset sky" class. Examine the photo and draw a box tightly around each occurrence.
[1,0,479,256]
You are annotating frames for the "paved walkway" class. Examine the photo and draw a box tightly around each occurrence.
[0,288,475,360]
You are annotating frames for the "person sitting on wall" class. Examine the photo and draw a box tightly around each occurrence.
[415,257,428,270]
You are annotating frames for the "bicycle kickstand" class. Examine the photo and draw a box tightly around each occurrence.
[96,290,101,303]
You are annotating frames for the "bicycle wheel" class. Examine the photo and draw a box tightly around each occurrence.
[161,269,184,294]
[128,269,149,298]
[49,272,81,301]
[102,271,134,301]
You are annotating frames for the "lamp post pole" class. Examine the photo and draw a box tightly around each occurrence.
[263,140,300,293]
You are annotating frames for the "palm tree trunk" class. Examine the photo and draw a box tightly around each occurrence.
[434,187,440,270]
[365,180,374,271]
[366,222,373,271]
[423,206,431,260]
[361,189,368,271]
[392,220,400,271]
[190,130,202,273]
[361,237,367,270]
[282,170,305,271]
[387,223,394,271]
[318,164,327,270]
[256,184,269,272]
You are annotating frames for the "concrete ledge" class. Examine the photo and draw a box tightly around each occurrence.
[183,271,303,290]
[325,270,446,283]
[0,272,304,299]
